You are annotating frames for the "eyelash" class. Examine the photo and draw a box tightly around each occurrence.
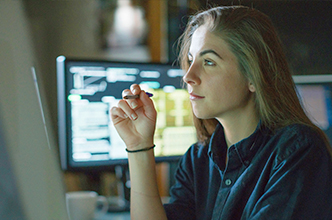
[204,59,215,66]
[187,58,216,67]
[187,59,215,65]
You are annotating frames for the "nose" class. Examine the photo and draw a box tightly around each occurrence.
[183,62,201,86]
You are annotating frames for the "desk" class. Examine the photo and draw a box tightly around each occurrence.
[94,197,170,219]
[94,212,130,220]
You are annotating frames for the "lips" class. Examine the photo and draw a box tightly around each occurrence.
[189,92,205,100]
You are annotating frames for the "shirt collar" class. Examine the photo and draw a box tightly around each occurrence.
[208,121,263,171]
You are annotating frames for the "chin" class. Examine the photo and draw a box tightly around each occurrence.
[193,111,213,120]
[192,105,219,119]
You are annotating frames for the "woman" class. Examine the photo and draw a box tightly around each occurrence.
[110,6,332,220]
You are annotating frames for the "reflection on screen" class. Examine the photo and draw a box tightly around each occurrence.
[61,59,196,165]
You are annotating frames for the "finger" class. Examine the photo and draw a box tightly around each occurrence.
[122,89,134,99]
[117,99,138,120]
[122,87,140,109]
[139,91,156,119]
[130,84,141,95]
[110,106,128,119]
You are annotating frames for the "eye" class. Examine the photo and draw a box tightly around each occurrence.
[187,59,193,66]
[204,59,215,66]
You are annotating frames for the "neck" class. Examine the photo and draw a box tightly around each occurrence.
[217,108,259,148]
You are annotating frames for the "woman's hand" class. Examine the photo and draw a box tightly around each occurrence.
[110,84,157,150]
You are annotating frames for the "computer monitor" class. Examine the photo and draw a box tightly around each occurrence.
[57,56,196,172]
[293,74,332,144]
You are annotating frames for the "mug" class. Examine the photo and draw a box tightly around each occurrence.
[66,191,108,220]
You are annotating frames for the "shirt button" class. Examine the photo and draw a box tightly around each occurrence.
[225,179,232,186]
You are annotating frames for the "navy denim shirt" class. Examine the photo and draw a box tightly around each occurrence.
[164,123,332,219]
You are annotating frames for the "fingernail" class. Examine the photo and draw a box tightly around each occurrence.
[123,114,128,118]
[131,114,137,120]
[131,102,138,109]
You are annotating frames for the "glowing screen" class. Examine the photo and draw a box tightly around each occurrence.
[297,85,332,130]
[57,56,196,170]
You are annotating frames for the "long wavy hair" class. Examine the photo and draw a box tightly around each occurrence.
[178,6,331,151]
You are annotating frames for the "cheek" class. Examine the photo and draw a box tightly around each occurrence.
[211,75,238,93]
[212,76,249,101]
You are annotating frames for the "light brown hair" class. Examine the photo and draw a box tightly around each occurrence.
[178,6,331,151]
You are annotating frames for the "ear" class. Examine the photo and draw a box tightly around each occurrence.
[248,81,256,92]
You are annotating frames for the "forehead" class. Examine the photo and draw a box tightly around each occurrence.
[189,25,232,57]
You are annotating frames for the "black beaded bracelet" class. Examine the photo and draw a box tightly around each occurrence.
[125,145,156,153]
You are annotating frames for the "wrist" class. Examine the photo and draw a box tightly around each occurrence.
[126,140,154,151]
[126,145,155,153]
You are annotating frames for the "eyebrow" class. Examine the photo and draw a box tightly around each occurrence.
[188,49,223,59]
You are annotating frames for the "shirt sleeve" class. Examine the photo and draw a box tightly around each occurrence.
[244,126,332,220]
[163,144,198,220]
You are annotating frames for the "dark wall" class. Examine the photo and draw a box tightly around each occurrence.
[167,0,332,75]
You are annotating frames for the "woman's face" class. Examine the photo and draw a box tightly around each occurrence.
[183,25,255,122]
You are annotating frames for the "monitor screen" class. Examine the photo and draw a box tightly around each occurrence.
[293,74,332,144]
[57,56,196,171]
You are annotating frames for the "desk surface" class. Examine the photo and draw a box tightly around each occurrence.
[94,196,170,219]
[94,212,130,220]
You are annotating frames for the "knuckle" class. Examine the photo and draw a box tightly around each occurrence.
[122,89,131,97]
[130,84,140,93]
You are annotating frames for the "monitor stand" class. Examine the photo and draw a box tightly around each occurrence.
[107,165,131,212]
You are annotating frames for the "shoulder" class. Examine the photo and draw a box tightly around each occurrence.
[268,123,329,165]
[273,123,325,147]
[275,123,320,137]
[272,123,323,146]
